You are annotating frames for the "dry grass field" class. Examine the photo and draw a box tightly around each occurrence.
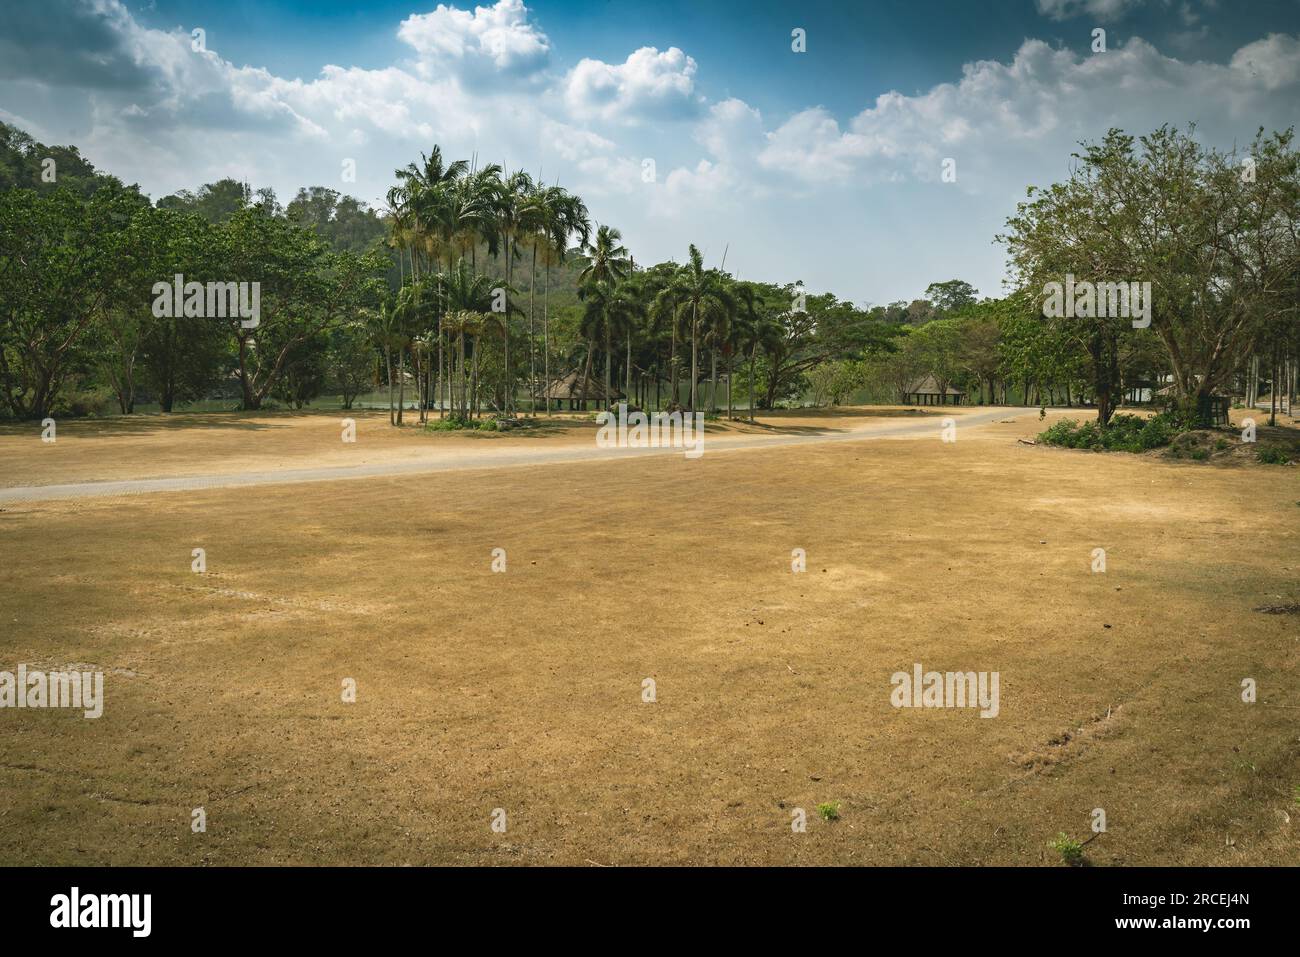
[0,406,1296,865]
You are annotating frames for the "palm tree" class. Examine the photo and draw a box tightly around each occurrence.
[432,258,509,418]
[642,262,680,408]
[663,245,735,411]
[530,185,589,411]
[578,224,630,288]
[393,148,468,419]
[390,279,431,424]
[578,225,632,406]
[493,170,534,415]
[447,161,503,271]
[579,277,644,409]
[395,146,467,280]
[732,282,782,422]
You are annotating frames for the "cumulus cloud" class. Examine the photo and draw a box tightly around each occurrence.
[1229,33,1300,91]
[750,36,1300,189]
[564,47,700,123]
[397,0,550,83]
[1035,0,1147,21]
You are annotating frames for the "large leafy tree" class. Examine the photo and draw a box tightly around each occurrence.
[0,183,146,417]
[219,207,386,410]
[1002,125,1300,425]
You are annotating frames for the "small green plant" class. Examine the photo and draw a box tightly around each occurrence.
[1292,785,1300,808]
[816,801,840,821]
[1048,833,1084,866]
[1257,445,1292,465]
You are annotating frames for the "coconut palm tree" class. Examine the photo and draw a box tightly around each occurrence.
[446,161,503,271]
[578,225,632,407]
[662,245,735,411]
[530,185,589,411]
[432,258,511,418]
[493,170,534,415]
[578,277,645,408]
[578,224,630,289]
[395,147,467,279]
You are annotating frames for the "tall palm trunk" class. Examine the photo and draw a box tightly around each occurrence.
[749,342,757,423]
[625,333,632,404]
[503,235,512,416]
[604,322,612,410]
[386,349,395,426]
[690,302,699,411]
[726,352,733,419]
[669,306,679,407]
[581,337,596,411]
[462,330,473,416]
[543,264,551,413]
[471,334,481,419]
[437,321,444,420]
[396,345,405,425]
[710,350,718,412]
[529,245,538,414]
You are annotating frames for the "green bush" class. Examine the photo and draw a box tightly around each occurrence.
[1257,445,1292,465]
[1038,413,1177,453]
[427,415,472,432]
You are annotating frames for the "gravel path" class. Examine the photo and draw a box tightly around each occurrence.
[0,408,1032,503]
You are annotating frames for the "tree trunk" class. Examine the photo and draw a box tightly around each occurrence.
[710,350,718,412]
[668,304,679,408]
[386,350,394,425]
[396,346,405,425]
[604,322,612,410]
[690,302,699,411]
[749,343,757,423]
[529,245,537,414]
[543,265,552,414]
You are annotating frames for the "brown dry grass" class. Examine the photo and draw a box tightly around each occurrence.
[0,406,1296,865]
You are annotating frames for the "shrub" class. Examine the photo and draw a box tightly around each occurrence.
[1038,413,1177,453]
[1257,445,1292,465]
[427,415,472,432]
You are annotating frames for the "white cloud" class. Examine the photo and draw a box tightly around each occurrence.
[752,36,1300,189]
[1035,0,1147,21]
[564,46,699,123]
[397,0,550,82]
[1229,33,1300,91]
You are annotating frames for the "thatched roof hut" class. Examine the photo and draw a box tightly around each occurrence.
[902,375,964,406]
[535,370,625,409]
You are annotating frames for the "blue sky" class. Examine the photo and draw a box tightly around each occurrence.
[3,0,1299,304]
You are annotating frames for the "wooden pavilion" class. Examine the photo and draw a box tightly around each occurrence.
[535,370,626,411]
[901,375,965,406]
